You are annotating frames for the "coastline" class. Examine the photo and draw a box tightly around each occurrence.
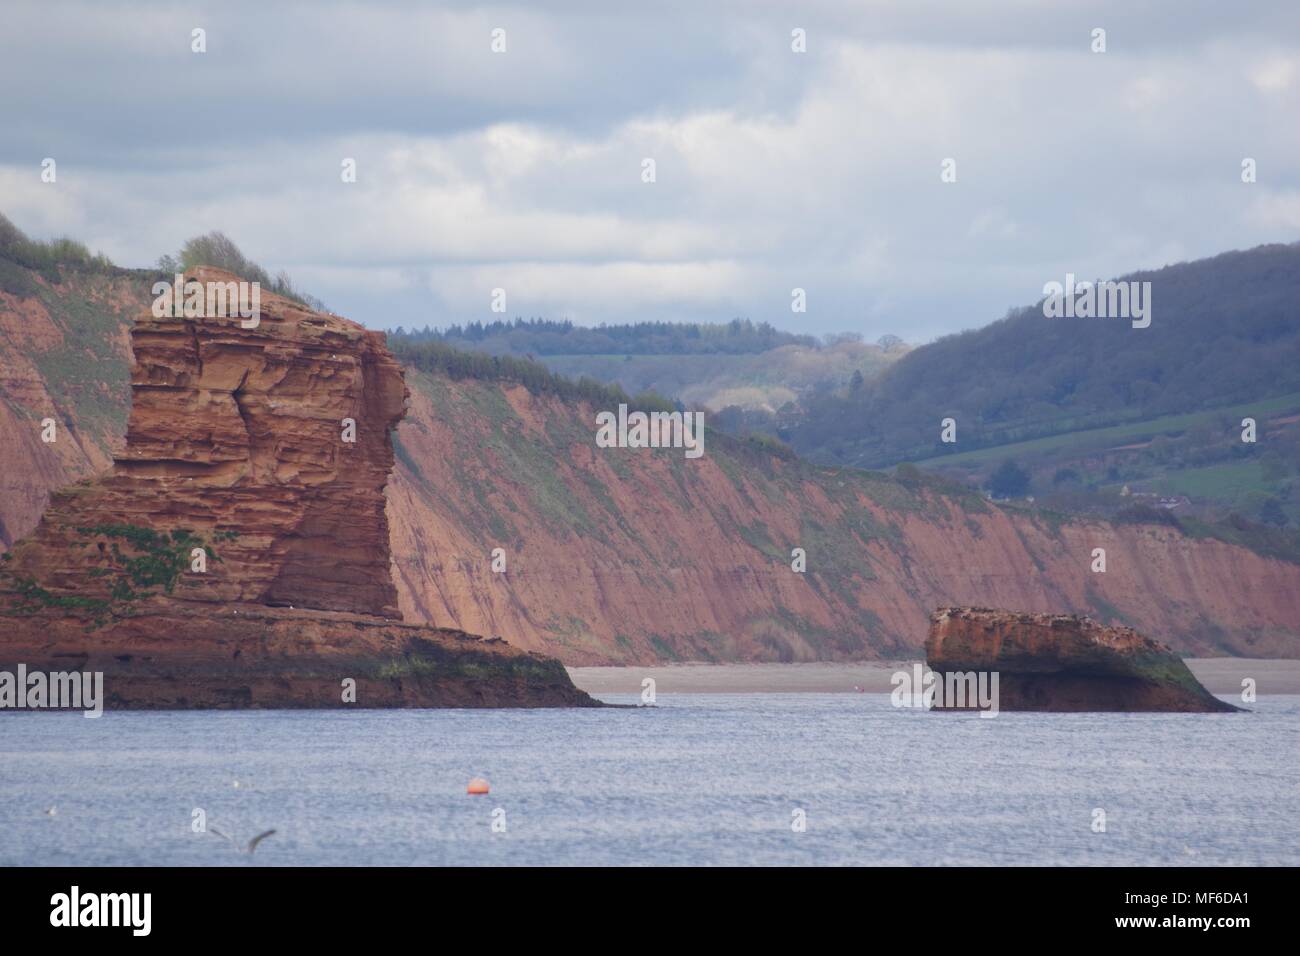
[567,658,1300,695]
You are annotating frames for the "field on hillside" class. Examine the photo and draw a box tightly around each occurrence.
[907,391,1300,526]
[536,340,904,412]
[913,392,1300,469]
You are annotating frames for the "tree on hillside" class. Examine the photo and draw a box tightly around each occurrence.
[390,317,817,355]
[1260,497,1289,527]
[988,459,1031,498]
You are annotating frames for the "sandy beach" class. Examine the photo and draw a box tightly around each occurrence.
[568,659,1300,695]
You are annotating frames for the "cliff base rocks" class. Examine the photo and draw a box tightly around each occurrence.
[926,607,1239,712]
[0,601,594,708]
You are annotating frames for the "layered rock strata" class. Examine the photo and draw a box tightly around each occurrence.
[925,607,1239,712]
[0,269,595,708]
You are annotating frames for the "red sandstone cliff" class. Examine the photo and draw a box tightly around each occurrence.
[6,268,406,615]
[385,375,1300,663]
[3,266,1299,666]
[0,269,594,708]
[0,271,140,544]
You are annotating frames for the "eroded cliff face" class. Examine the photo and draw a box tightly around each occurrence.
[0,271,140,546]
[386,373,1300,664]
[4,268,406,616]
[2,266,1299,667]
[0,269,595,708]
[925,607,1238,711]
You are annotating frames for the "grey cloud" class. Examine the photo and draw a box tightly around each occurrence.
[1,0,1298,341]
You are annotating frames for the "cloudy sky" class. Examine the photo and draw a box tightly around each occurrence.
[2,0,1298,340]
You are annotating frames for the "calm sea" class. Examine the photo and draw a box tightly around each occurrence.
[2,694,1296,866]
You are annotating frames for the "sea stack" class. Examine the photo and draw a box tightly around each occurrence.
[926,607,1239,712]
[0,268,596,709]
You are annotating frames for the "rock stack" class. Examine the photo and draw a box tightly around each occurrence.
[926,607,1238,712]
[0,269,596,709]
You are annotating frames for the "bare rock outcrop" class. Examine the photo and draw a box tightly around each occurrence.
[0,269,596,708]
[926,607,1239,712]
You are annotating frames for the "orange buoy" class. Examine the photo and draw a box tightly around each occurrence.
[467,777,490,795]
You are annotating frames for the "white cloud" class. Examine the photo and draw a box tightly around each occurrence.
[1,1,1297,339]
[1249,55,1297,93]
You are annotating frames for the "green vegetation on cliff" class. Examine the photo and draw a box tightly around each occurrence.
[1,523,232,625]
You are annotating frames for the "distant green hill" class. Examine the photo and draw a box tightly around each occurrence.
[389,321,907,414]
[786,242,1300,465]
[770,243,1300,526]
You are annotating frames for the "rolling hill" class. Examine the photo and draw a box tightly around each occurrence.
[391,319,907,415]
[771,243,1300,526]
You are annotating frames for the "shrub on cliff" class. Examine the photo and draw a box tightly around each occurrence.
[0,211,116,292]
[156,231,325,311]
